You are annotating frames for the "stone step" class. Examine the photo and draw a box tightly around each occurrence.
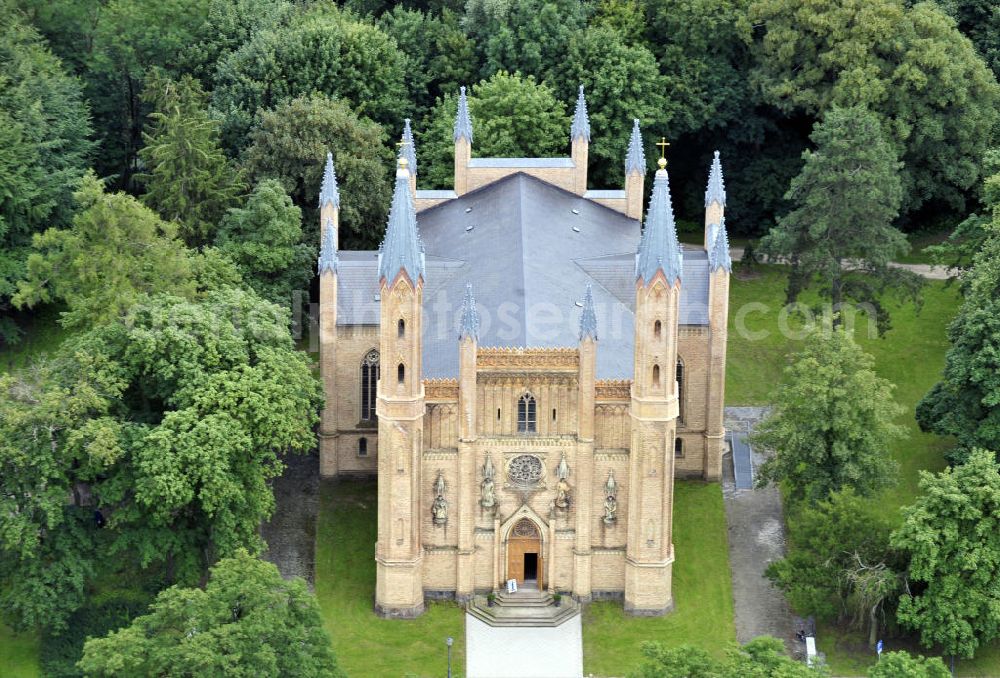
[466,593,581,628]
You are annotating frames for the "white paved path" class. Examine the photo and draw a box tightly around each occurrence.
[465,613,583,678]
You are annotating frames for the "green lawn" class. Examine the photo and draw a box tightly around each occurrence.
[1,305,68,375]
[0,624,40,678]
[725,268,1000,675]
[582,481,735,676]
[315,478,466,678]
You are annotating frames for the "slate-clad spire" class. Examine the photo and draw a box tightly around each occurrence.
[625,119,645,175]
[454,86,473,143]
[318,217,338,275]
[319,152,340,208]
[704,150,726,207]
[579,283,598,341]
[400,118,417,176]
[459,283,480,341]
[378,159,425,284]
[708,216,732,273]
[636,159,683,285]
[571,85,590,143]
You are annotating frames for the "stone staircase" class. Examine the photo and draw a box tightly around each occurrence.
[466,586,581,627]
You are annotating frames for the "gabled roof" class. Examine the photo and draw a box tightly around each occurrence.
[339,173,712,378]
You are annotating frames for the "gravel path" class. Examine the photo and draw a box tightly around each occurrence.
[728,248,950,280]
[261,451,319,586]
[722,407,797,649]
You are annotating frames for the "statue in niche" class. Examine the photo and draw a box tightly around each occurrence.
[432,471,448,525]
[554,452,571,510]
[480,454,497,512]
[603,470,618,524]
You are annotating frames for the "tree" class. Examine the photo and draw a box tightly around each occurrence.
[0,288,322,630]
[421,72,568,188]
[917,161,1000,461]
[242,94,392,249]
[892,449,1000,658]
[377,8,477,125]
[544,27,668,188]
[139,74,244,245]
[84,0,211,188]
[749,0,1000,216]
[216,180,315,306]
[767,489,900,646]
[760,106,921,333]
[211,8,407,153]
[751,327,904,503]
[937,0,1000,79]
[632,636,829,677]
[13,173,195,329]
[464,0,585,79]
[867,651,950,678]
[78,551,343,677]
[0,6,93,343]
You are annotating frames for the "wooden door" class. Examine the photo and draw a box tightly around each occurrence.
[506,520,543,588]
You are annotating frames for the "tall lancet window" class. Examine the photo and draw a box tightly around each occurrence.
[676,358,685,423]
[517,393,537,434]
[360,349,380,424]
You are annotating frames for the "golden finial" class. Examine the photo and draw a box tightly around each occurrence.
[396,139,410,169]
[656,138,670,169]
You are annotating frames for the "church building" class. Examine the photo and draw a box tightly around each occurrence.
[316,86,732,617]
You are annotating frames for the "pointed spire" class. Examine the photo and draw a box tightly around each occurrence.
[709,217,732,273]
[571,85,590,143]
[579,283,598,341]
[400,118,417,176]
[636,163,683,286]
[378,159,425,284]
[454,86,473,144]
[318,217,338,275]
[319,152,340,209]
[625,119,645,175]
[459,283,480,341]
[704,150,726,207]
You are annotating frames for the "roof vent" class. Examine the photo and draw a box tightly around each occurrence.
[571,208,580,215]
[465,224,475,232]
[572,226,581,233]
[465,207,472,213]
[374,293,381,301]
[575,301,584,307]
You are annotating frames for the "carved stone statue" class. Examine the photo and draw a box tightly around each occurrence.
[603,470,618,524]
[432,471,448,525]
[480,454,497,511]
[554,453,571,510]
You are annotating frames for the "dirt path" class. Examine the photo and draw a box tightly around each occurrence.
[722,407,797,649]
[728,248,950,280]
[261,451,319,586]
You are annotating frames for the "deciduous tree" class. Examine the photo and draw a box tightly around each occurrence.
[632,636,829,677]
[751,327,904,502]
[78,551,343,677]
[867,651,949,678]
[892,449,1000,658]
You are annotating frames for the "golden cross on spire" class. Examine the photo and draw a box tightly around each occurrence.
[396,139,411,168]
[656,137,670,169]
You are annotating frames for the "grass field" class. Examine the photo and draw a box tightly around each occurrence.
[582,481,735,676]
[0,624,39,678]
[315,478,733,678]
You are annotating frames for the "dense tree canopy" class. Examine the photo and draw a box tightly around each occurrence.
[632,636,828,677]
[421,72,568,188]
[212,8,406,152]
[892,449,1000,658]
[242,94,392,248]
[78,551,343,677]
[0,288,322,631]
[13,174,195,329]
[0,6,92,343]
[751,327,904,502]
[749,0,1000,215]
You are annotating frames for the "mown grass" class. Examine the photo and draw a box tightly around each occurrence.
[0,624,40,678]
[582,482,735,676]
[315,478,466,678]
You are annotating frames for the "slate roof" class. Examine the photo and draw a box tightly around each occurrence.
[338,172,711,378]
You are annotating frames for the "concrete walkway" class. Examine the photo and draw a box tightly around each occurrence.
[722,407,797,649]
[728,248,950,280]
[466,612,583,678]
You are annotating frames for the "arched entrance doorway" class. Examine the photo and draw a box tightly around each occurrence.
[506,518,543,589]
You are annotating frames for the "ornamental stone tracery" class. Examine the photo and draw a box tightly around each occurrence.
[507,454,544,488]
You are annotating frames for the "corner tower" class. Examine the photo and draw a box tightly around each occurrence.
[318,152,340,476]
[454,86,473,196]
[704,150,726,248]
[624,119,646,220]
[625,156,681,615]
[374,156,427,617]
[704,202,731,481]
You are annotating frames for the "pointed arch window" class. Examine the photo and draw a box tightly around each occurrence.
[360,349,379,423]
[652,364,661,389]
[676,358,685,423]
[517,393,537,434]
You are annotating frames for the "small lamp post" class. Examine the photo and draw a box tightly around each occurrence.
[446,636,454,678]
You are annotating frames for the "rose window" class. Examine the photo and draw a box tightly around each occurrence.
[508,455,543,487]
